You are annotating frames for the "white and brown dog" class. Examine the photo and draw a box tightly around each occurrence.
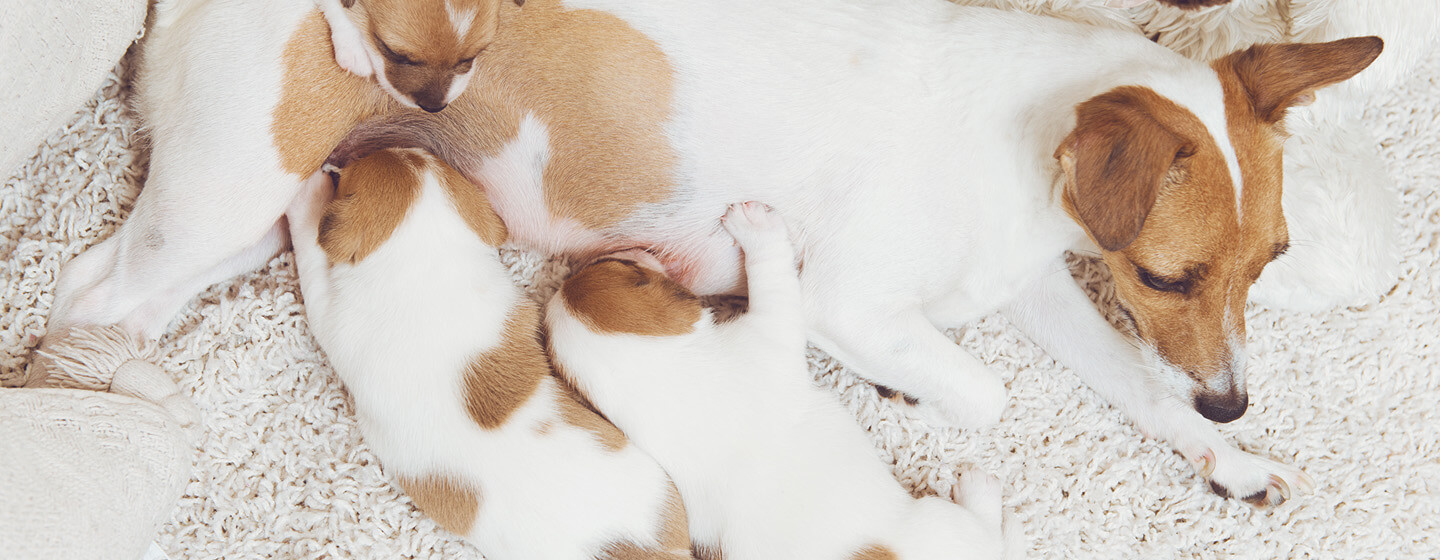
[43,0,1380,506]
[316,0,502,111]
[284,148,692,559]
[548,202,1010,560]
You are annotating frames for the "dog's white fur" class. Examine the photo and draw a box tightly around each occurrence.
[46,0,1367,504]
[284,153,688,559]
[547,202,1009,560]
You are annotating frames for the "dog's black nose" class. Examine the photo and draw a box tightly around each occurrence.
[1195,391,1248,423]
[418,102,446,113]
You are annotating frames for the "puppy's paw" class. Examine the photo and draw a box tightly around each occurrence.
[952,468,1004,531]
[1191,447,1315,508]
[331,30,375,77]
[722,201,787,248]
[911,376,1007,429]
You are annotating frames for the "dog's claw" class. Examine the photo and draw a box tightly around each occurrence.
[1195,449,1216,479]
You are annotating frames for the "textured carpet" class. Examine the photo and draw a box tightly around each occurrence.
[2,36,1438,560]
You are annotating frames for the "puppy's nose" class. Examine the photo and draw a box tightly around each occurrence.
[1194,390,1248,423]
[418,101,447,113]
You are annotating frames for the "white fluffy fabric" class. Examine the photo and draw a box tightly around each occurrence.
[3,43,1438,560]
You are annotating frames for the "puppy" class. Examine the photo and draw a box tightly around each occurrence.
[285,147,693,559]
[317,0,500,112]
[547,202,1009,560]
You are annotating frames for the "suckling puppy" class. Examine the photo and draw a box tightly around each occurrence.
[317,0,500,112]
[286,148,693,559]
[547,202,1010,560]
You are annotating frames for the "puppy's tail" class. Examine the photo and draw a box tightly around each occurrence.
[325,113,475,171]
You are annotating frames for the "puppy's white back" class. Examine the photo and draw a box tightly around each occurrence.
[288,152,690,560]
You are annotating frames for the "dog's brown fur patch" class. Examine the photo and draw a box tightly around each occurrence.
[561,258,702,336]
[396,472,481,536]
[462,302,549,429]
[434,154,509,246]
[849,544,899,560]
[274,12,395,175]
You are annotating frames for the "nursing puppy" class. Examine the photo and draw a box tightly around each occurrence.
[548,202,1008,560]
[317,0,499,112]
[44,0,1381,506]
[285,147,693,559]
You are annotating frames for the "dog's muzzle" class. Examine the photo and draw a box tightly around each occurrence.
[1194,389,1248,423]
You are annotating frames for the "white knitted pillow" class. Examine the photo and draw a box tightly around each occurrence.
[0,0,148,180]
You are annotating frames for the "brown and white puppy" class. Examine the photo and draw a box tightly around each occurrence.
[285,148,693,559]
[547,202,1013,560]
[317,0,502,111]
[49,0,1379,507]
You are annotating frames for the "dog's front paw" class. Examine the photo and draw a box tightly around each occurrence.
[722,201,787,248]
[909,377,1007,429]
[331,30,375,77]
[1191,447,1315,508]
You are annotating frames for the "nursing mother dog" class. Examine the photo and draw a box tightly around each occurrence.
[40,0,1379,507]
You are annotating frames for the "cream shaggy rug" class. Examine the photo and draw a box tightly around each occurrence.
[3,43,1438,560]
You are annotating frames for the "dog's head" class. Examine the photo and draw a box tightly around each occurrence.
[346,0,503,112]
[559,249,705,337]
[1056,37,1381,423]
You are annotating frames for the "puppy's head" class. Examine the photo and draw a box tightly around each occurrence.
[559,249,704,337]
[347,0,502,112]
[1056,37,1381,423]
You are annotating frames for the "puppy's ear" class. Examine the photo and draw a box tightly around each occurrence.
[341,0,357,8]
[1215,36,1382,123]
[1057,88,1188,252]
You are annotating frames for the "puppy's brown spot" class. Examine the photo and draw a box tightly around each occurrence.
[561,258,702,336]
[396,473,481,536]
[319,149,425,265]
[435,154,508,246]
[274,12,395,175]
[551,373,628,452]
[850,544,900,560]
[463,302,549,429]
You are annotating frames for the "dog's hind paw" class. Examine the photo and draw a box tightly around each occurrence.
[1193,447,1315,508]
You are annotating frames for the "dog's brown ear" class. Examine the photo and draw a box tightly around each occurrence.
[1215,36,1382,123]
[1057,88,1188,252]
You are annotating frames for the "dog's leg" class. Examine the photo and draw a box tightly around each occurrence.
[1002,262,1315,507]
[285,172,336,308]
[721,202,804,344]
[46,159,304,346]
[805,294,1008,429]
[317,0,375,78]
[119,220,290,340]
